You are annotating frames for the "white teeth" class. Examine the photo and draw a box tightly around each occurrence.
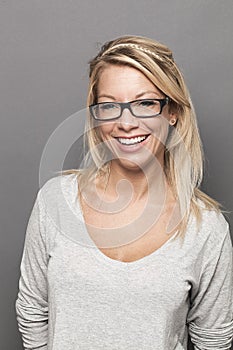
[117,135,147,145]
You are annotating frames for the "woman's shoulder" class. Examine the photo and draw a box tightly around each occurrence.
[198,198,228,226]
[190,198,231,246]
[38,173,78,207]
[39,173,78,192]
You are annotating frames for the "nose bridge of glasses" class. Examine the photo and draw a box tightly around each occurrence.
[117,102,139,127]
[120,101,135,118]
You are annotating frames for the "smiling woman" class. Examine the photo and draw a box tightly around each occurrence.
[15,35,233,350]
[94,65,172,170]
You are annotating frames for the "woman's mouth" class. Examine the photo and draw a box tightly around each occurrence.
[110,134,151,154]
[116,135,149,146]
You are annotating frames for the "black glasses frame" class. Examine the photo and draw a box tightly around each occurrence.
[89,96,170,121]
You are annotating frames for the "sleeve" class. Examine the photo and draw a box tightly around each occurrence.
[15,190,48,350]
[187,225,233,350]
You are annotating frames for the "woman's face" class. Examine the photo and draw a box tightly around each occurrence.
[96,64,174,172]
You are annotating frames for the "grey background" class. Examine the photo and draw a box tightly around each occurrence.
[0,1,232,349]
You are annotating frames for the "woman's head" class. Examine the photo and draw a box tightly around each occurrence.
[90,64,176,172]
[86,35,201,178]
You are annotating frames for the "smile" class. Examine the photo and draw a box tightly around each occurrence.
[116,135,149,145]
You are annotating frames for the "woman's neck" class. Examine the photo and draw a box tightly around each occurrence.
[105,159,169,204]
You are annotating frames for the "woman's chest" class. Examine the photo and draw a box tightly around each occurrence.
[81,199,180,263]
[47,233,191,312]
[97,229,176,262]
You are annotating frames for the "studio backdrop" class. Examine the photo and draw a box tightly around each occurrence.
[0,1,232,349]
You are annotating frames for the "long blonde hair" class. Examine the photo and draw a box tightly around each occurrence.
[64,35,227,238]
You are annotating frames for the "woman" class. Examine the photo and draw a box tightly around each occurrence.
[16,35,233,349]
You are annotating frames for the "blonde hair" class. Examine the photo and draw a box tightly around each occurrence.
[64,35,228,239]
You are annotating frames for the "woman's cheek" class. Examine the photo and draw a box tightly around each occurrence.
[98,122,116,144]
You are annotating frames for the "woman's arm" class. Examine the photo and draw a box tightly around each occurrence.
[187,224,233,349]
[15,190,48,350]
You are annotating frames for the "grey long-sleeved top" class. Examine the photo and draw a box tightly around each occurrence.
[15,174,233,350]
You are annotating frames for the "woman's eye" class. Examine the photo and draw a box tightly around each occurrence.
[139,100,158,107]
[100,103,117,111]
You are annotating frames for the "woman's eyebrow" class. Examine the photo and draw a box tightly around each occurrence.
[98,94,116,100]
[135,91,161,98]
[98,91,161,100]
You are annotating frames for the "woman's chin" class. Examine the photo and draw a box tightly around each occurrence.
[111,153,163,174]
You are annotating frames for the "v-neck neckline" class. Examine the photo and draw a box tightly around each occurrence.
[71,174,180,270]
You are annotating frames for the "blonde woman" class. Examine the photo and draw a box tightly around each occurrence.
[16,36,233,349]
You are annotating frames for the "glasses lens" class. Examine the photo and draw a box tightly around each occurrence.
[131,99,161,117]
[92,103,120,120]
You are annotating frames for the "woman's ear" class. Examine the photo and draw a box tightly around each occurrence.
[169,113,177,126]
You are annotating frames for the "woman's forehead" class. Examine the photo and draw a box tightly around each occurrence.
[97,65,161,99]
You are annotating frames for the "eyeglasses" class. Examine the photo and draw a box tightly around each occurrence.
[89,97,170,121]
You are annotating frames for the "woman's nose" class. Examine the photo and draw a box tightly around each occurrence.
[117,108,139,131]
